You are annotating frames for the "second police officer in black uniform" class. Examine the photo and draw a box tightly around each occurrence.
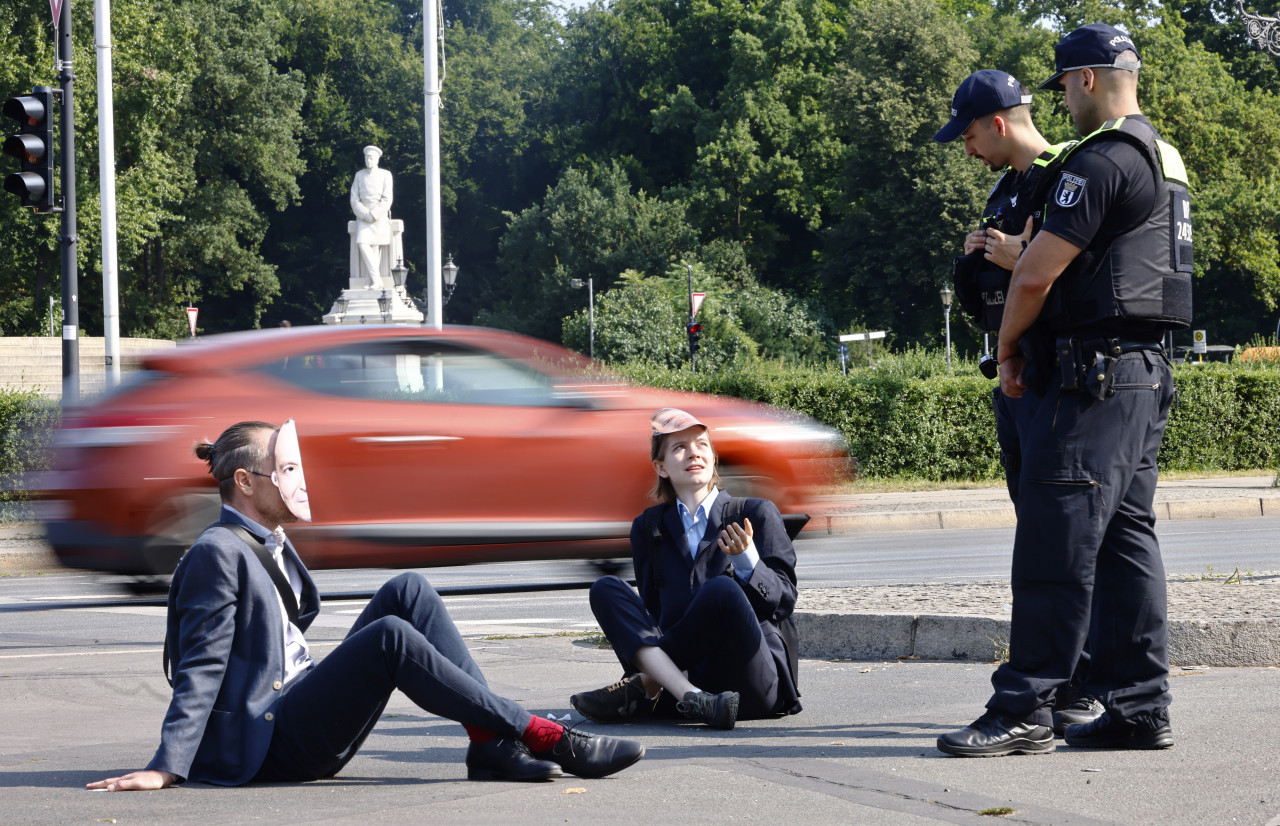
[937,24,1192,757]
[933,69,1105,738]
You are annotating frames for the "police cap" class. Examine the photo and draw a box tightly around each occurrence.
[933,70,1034,144]
[1039,24,1143,92]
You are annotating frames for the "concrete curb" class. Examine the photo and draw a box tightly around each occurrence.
[804,496,1278,535]
[794,611,1280,667]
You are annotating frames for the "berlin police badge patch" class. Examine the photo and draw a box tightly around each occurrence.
[1055,172,1087,208]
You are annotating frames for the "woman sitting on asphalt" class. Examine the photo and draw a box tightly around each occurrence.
[571,408,802,729]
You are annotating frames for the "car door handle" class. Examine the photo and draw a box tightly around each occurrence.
[352,436,462,444]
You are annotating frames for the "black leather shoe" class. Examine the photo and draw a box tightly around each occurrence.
[1064,712,1173,750]
[530,728,645,778]
[937,711,1055,757]
[466,738,563,781]
[1052,695,1105,737]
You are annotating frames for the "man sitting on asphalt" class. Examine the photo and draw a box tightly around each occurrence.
[88,420,644,790]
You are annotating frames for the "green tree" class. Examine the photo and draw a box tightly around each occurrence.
[0,2,66,336]
[822,0,991,344]
[561,266,830,368]
[482,161,707,341]
[651,0,846,278]
[1135,14,1280,340]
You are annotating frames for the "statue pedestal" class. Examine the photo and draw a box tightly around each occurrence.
[322,285,424,325]
[323,217,424,325]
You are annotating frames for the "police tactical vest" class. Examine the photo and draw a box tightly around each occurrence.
[955,141,1075,333]
[1041,117,1193,333]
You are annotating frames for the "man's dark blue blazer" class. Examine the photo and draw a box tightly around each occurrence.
[632,490,801,715]
[146,506,319,785]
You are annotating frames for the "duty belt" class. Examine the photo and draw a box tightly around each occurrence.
[1054,337,1164,399]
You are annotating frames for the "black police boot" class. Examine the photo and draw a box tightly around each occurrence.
[937,710,1055,757]
[1064,712,1173,750]
[1052,695,1105,737]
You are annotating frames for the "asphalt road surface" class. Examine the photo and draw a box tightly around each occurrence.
[2,516,1275,611]
[1,581,1278,824]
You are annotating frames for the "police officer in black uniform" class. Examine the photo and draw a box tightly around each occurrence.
[934,70,1104,738]
[938,24,1191,757]
[934,69,1069,336]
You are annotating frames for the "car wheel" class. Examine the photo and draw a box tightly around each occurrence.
[588,558,633,579]
[125,575,171,595]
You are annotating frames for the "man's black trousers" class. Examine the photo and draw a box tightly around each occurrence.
[988,349,1176,729]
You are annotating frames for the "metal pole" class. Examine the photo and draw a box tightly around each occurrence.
[95,0,120,386]
[423,0,442,330]
[588,276,594,360]
[58,0,79,404]
[944,305,952,366]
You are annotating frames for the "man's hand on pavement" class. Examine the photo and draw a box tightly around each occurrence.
[86,770,175,792]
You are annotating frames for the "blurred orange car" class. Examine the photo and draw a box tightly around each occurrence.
[43,325,847,575]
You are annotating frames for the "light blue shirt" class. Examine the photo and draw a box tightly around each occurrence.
[676,487,759,581]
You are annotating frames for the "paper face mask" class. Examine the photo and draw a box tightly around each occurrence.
[273,418,311,522]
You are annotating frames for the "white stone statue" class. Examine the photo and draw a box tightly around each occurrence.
[350,145,394,288]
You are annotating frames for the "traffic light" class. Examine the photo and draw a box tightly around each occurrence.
[687,322,702,357]
[3,86,55,211]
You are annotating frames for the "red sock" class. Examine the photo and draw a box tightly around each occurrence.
[520,715,565,752]
[464,725,496,744]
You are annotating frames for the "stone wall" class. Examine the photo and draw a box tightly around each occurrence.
[0,337,177,400]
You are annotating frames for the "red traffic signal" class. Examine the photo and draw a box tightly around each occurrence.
[3,86,55,211]
[686,322,702,357]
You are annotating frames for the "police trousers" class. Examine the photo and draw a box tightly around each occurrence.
[987,349,1175,728]
[994,387,1091,705]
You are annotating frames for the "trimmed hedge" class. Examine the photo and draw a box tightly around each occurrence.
[619,362,1280,481]
[1,363,1275,520]
[0,389,60,521]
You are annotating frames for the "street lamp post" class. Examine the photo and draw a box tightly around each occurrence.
[414,255,459,325]
[442,254,459,307]
[571,277,594,359]
[940,285,953,367]
[377,290,391,322]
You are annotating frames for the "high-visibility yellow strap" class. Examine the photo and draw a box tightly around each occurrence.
[1156,140,1189,184]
